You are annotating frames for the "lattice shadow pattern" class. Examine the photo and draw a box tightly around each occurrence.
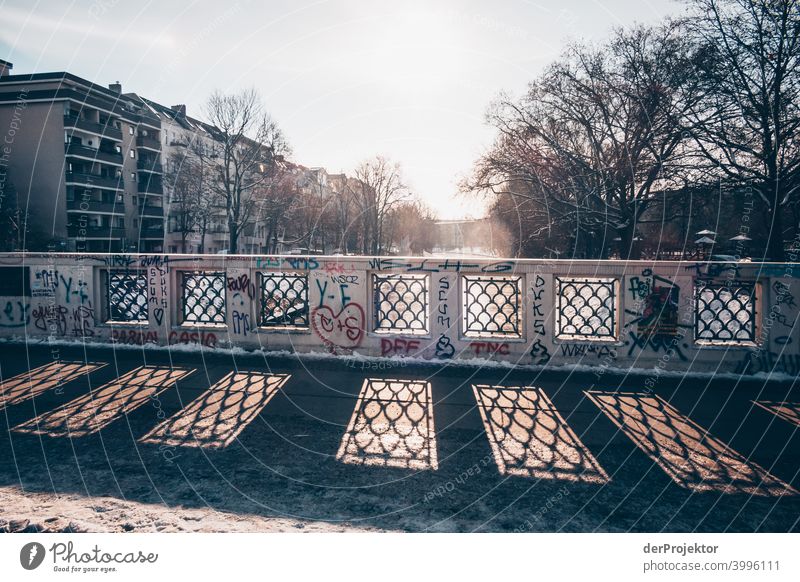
[695,282,756,344]
[108,271,148,322]
[182,272,226,325]
[473,385,609,482]
[556,277,617,340]
[260,273,309,328]
[373,274,429,334]
[14,366,193,438]
[337,378,438,470]
[462,276,522,338]
[140,372,289,449]
[586,391,796,496]
[0,361,104,409]
[752,401,800,428]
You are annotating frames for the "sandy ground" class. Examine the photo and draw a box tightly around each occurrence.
[1,343,799,533]
[0,487,382,532]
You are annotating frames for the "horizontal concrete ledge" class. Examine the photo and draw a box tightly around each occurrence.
[1,337,795,386]
[0,252,798,377]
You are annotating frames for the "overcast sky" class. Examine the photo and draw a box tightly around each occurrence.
[1,0,686,219]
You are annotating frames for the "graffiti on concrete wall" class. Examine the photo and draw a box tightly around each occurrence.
[311,270,364,354]
[624,269,690,361]
[380,337,421,357]
[0,300,30,328]
[530,272,550,364]
[311,303,365,354]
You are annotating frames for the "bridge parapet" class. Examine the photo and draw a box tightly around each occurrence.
[0,253,797,376]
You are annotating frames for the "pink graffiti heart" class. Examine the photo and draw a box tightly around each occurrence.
[311,304,365,351]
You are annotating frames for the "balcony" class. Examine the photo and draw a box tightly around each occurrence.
[136,135,161,151]
[139,220,164,239]
[63,115,122,141]
[138,179,163,195]
[67,225,126,239]
[65,143,123,166]
[67,199,125,214]
[65,172,124,190]
[138,204,164,217]
[137,158,163,173]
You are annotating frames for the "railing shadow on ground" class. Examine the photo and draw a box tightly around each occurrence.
[336,378,438,470]
[473,384,609,483]
[752,401,800,428]
[13,366,193,438]
[0,361,105,409]
[586,391,798,497]
[140,372,289,449]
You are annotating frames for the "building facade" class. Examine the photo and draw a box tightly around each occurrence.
[0,61,166,252]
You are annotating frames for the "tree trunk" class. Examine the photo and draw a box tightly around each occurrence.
[765,194,786,261]
[229,221,238,254]
[199,219,208,254]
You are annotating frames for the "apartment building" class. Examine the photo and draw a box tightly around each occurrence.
[0,61,165,252]
[0,60,350,255]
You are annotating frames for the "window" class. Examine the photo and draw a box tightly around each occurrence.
[555,277,619,341]
[129,150,135,158]
[182,271,226,325]
[373,274,429,334]
[694,282,757,345]
[259,273,309,328]
[129,126,134,135]
[107,272,148,322]
[462,275,522,338]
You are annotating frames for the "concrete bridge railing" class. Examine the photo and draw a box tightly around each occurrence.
[0,253,798,376]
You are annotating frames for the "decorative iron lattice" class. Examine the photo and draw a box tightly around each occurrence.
[107,272,148,322]
[695,282,756,344]
[556,277,618,340]
[462,275,522,338]
[182,271,226,325]
[259,273,309,328]
[373,274,429,334]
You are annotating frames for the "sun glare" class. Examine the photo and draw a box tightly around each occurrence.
[367,9,464,92]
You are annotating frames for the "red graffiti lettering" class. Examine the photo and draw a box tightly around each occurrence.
[111,329,159,345]
[168,330,217,347]
[469,342,510,356]
[311,304,365,354]
[380,338,421,357]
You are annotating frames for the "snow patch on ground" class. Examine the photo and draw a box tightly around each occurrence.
[0,487,386,533]
[2,337,793,383]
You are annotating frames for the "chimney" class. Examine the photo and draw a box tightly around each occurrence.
[108,81,122,93]
[0,60,13,77]
[171,104,186,117]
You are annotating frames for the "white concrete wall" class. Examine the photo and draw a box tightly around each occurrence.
[0,253,798,376]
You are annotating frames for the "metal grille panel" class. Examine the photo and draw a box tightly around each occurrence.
[182,271,226,325]
[556,277,618,341]
[107,272,148,322]
[259,272,309,328]
[462,275,522,338]
[373,274,429,334]
[695,282,756,344]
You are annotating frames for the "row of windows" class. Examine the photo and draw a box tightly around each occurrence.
[105,272,758,346]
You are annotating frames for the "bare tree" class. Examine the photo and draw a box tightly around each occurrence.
[685,0,800,260]
[204,88,290,253]
[470,23,705,259]
[258,170,300,254]
[352,156,409,254]
[164,136,217,253]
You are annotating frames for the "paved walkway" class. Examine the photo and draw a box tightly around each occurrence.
[0,343,798,532]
